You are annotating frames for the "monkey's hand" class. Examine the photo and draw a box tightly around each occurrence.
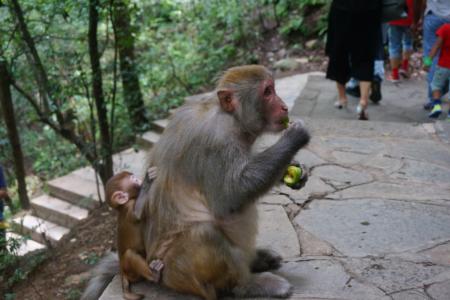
[284,120,310,149]
[149,259,164,282]
[134,167,158,220]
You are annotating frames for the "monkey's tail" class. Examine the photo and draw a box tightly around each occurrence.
[81,252,120,300]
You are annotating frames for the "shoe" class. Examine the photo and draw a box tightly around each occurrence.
[387,73,400,82]
[370,78,382,103]
[334,100,347,109]
[345,85,360,98]
[356,104,369,120]
[423,101,434,110]
[428,104,442,118]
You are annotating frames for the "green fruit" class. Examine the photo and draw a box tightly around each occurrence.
[283,165,302,187]
[281,116,290,128]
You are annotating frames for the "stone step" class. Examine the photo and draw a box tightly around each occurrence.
[31,194,89,228]
[113,148,149,178]
[136,130,161,149]
[11,213,70,246]
[152,118,169,133]
[47,173,103,209]
[6,232,46,256]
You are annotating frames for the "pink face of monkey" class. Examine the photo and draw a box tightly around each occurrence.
[260,79,289,132]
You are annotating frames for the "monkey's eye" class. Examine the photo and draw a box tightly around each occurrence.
[264,87,272,97]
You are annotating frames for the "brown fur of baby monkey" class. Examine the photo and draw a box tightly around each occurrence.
[135,65,310,300]
[105,170,163,300]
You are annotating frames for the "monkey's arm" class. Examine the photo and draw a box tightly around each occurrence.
[208,121,310,216]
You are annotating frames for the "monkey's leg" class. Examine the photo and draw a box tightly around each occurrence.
[121,275,144,300]
[250,248,282,273]
[232,272,293,298]
[123,249,162,282]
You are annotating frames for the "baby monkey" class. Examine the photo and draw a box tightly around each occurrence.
[105,168,163,300]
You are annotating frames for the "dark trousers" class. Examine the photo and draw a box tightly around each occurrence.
[326,7,381,84]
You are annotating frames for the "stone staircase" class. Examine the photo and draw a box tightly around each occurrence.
[8,117,169,254]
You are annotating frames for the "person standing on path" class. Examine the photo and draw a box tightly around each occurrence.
[424,23,450,120]
[414,0,450,110]
[387,0,415,81]
[0,165,9,251]
[326,0,382,120]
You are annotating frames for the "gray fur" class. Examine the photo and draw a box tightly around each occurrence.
[81,252,120,300]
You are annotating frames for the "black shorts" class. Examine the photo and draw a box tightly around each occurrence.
[326,7,381,85]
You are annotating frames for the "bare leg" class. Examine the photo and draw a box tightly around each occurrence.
[359,81,370,109]
[336,82,348,106]
[251,249,282,273]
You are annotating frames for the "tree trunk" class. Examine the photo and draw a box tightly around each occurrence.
[89,0,113,184]
[0,61,30,209]
[112,0,149,131]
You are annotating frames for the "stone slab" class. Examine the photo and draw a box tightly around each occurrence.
[259,194,292,205]
[341,257,450,294]
[427,280,450,300]
[327,181,450,204]
[390,159,450,184]
[295,199,450,257]
[152,119,169,132]
[256,204,300,258]
[6,232,45,256]
[12,213,70,245]
[137,131,160,149]
[31,194,89,228]
[47,173,103,209]
[311,165,373,188]
[279,259,389,300]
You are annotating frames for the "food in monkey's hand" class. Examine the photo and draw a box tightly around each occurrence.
[283,164,307,189]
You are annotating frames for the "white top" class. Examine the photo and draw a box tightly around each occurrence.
[426,0,450,20]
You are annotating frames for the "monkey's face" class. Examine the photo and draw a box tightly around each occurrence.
[122,175,141,199]
[260,79,288,132]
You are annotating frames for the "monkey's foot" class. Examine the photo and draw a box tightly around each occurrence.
[149,259,164,282]
[233,272,293,298]
[123,291,144,300]
[251,249,282,273]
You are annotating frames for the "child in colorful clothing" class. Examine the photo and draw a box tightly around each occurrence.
[387,0,414,81]
[424,23,450,119]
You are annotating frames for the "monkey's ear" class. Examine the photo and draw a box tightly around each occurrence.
[111,191,129,206]
[217,89,237,113]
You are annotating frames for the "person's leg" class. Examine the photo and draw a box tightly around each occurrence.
[346,78,361,97]
[325,7,351,107]
[350,9,378,120]
[388,25,402,81]
[335,82,348,108]
[371,24,385,103]
[400,27,413,77]
[429,66,447,118]
[423,13,448,109]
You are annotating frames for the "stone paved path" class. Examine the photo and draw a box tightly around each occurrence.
[99,73,450,299]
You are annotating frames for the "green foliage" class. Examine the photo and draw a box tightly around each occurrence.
[80,251,100,265]
[0,0,328,204]
[0,235,47,294]
[65,288,82,300]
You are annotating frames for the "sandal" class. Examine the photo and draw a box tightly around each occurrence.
[356,104,369,120]
[334,100,347,109]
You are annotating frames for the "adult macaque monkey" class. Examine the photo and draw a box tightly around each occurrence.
[136,65,311,299]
